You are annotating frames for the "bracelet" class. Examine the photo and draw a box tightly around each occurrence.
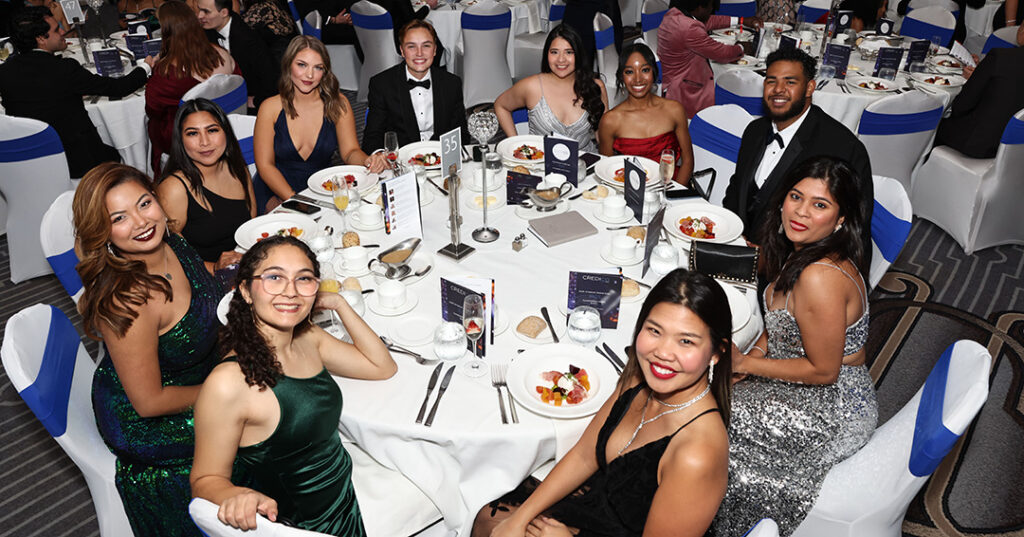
[748,345,767,358]
[1007,19,1017,23]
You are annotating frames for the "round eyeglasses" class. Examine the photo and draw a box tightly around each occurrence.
[252,273,321,296]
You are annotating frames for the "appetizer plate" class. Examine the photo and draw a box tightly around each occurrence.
[730,55,764,68]
[846,75,898,94]
[217,290,234,325]
[929,54,964,73]
[508,344,618,419]
[234,213,317,250]
[910,72,966,89]
[762,22,793,33]
[398,141,443,171]
[496,134,546,166]
[307,166,378,196]
[387,317,435,346]
[664,201,744,244]
[593,155,661,188]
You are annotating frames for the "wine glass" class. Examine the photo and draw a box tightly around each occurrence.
[928,35,942,58]
[659,149,675,187]
[384,131,399,171]
[460,294,487,377]
[566,306,601,346]
[467,110,499,154]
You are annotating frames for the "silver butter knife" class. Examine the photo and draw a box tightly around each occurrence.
[415,363,444,424]
[540,307,559,343]
[292,194,335,210]
[424,366,457,427]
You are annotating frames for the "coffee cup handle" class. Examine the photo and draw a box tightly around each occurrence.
[558,182,573,197]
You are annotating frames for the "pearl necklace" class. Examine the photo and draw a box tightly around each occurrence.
[617,385,711,456]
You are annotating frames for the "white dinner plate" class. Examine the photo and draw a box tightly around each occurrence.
[398,141,443,170]
[387,317,435,346]
[846,75,898,94]
[217,290,234,325]
[664,201,744,244]
[507,344,619,419]
[929,54,964,73]
[910,72,966,89]
[730,55,764,68]
[307,166,378,196]
[513,312,566,344]
[593,155,661,188]
[234,213,317,250]
[496,135,546,167]
[718,280,752,334]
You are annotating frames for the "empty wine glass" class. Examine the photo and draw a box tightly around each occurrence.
[928,35,942,58]
[818,64,837,83]
[567,306,601,346]
[460,295,487,377]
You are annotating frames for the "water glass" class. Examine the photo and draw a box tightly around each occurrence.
[877,67,897,81]
[908,61,928,75]
[567,306,601,346]
[433,322,467,361]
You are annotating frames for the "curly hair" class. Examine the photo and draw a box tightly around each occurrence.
[541,24,605,131]
[219,236,321,389]
[74,163,173,340]
[278,35,348,123]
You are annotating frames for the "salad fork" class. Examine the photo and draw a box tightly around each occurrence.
[490,362,509,424]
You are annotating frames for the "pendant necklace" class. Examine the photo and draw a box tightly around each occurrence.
[618,385,711,456]
[161,245,173,281]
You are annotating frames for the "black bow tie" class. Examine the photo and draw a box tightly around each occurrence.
[766,131,784,149]
[407,79,430,90]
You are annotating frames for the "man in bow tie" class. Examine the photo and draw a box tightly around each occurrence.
[197,0,277,110]
[722,48,873,256]
[362,19,468,152]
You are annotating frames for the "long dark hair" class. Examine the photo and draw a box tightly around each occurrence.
[159,98,253,213]
[615,42,659,99]
[279,35,347,122]
[154,1,224,78]
[760,156,868,293]
[620,269,733,427]
[541,24,604,131]
[220,236,320,389]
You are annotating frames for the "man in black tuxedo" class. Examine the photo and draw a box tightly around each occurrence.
[0,7,152,178]
[362,19,467,153]
[197,0,278,108]
[723,48,873,253]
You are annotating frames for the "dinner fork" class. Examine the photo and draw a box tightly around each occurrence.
[490,362,509,424]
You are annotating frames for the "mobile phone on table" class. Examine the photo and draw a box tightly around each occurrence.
[580,152,602,174]
[666,189,702,199]
[279,199,321,215]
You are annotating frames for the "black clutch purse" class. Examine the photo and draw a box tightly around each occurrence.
[688,241,759,284]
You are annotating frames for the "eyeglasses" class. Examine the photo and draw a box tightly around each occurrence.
[252,273,320,296]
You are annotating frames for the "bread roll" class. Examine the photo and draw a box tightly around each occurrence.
[342,231,360,248]
[626,226,646,241]
[622,279,640,298]
[581,184,610,200]
[511,165,530,174]
[516,315,547,338]
[341,277,362,291]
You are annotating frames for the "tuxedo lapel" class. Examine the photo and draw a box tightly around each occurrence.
[431,68,447,135]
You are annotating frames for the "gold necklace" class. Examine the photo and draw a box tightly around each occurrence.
[617,386,710,456]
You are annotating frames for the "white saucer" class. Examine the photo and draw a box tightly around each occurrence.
[493,309,510,335]
[387,317,434,346]
[366,292,419,316]
[515,200,569,219]
[600,243,643,266]
[334,257,371,278]
[347,213,385,232]
[592,206,634,224]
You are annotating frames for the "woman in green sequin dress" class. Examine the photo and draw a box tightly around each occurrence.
[74,163,225,536]
[191,236,396,535]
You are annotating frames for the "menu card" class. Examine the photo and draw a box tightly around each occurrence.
[506,170,541,205]
[873,47,904,78]
[124,34,147,59]
[641,207,665,278]
[92,49,124,77]
[949,41,977,68]
[379,170,422,241]
[544,135,579,187]
[904,39,930,70]
[835,10,854,33]
[128,20,150,37]
[567,271,621,329]
[778,34,798,51]
[440,127,462,177]
[875,18,894,35]
[440,277,494,355]
[143,38,162,58]
[623,158,646,223]
[822,43,852,79]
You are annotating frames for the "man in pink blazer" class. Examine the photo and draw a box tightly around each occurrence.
[660,0,759,117]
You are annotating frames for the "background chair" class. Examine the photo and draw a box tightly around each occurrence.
[351,1,401,102]
[981,24,1020,53]
[287,0,302,33]
[228,113,258,178]
[513,0,566,81]
[716,0,757,17]
[512,107,530,135]
[180,74,248,115]
[868,175,912,290]
[745,519,781,537]
[899,5,956,46]
[640,0,669,56]
[190,498,334,536]
[911,108,1024,254]
[714,69,765,117]
[620,0,640,27]
[594,12,621,107]
[40,190,83,302]
[688,104,753,206]
[299,11,361,90]
[0,115,73,283]
[791,340,991,537]
[461,3,514,108]
[856,90,943,194]
[302,10,322,38]
[2,304,133,537]
[797,0,831,24]
[906,0,960,20]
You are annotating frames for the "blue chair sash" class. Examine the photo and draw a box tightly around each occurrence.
[871,199,912,262]
[906,6,960,20]
[1000,116,1024,145]
[238,136,255,166]
[715,0,756,17]
[689,115,742,162]
[982,32,1015,53]
[512,107,529,124]
[595,26,615,50]
[302,18,321,39]
[714,85,764,116]
[47,249,83,298]
[462,10,511,30]
[0,126,64,163]
[351,10,393,29]
[900,17,953,46]
[797,4,828,23]
[858,107,943,135]
[288,0,299,21]
[909,343,963,477]
[641,9,667,32]
[550,3,565,21]
[215,82,248,114]
[17,306,80,437]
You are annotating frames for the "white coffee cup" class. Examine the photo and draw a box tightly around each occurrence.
[341,245,368,271]
[377,279,407,308]
[541,173,567,190]
[603,195,626,218]
[611,235,642,260]
[351,204,383,227]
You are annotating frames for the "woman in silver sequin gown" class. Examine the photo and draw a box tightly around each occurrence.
[714,157,878,537]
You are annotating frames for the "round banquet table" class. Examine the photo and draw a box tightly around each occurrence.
[280,158,763,535]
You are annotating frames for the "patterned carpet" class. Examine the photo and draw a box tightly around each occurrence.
[1,202,1021,534]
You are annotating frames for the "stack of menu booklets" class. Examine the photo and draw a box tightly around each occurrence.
[527,210,598,247]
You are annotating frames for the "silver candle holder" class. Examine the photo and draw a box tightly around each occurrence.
[437,165,475,260]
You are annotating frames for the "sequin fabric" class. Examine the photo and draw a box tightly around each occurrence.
[92,234,223,537]
[714,266,878,537]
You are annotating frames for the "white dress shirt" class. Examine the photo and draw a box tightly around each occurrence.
[406,67,434,141]
[216,17,232,52]
[754,105,810,189]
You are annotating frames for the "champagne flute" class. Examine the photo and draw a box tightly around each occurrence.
[331,178,351,232]
[659,149,675,187]
[384,131,399,171]
[460,294,487,377]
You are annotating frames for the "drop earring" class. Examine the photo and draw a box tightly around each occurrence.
[834,223,843,233]
[708,363,714,384]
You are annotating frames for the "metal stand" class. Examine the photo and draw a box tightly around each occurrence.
[438,166,476,260]
[472,151,500,243]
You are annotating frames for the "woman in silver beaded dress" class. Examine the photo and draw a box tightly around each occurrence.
[714,156,878,537]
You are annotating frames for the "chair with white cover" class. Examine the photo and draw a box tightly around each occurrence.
[868,175,912,290]
[549,0,566,26]
[640,0,670,56]
[40,191,84,302]
[0,115,73,283]
[899,5,956,46]
[745,519,782,537]
[302,9,322,38]
[303,11,361,90]
[982,24,1020,53]
[791,340,991,537]
[910,108,1024,253]
[189,498,334,536]
[621,0,640,27]
[714,68,765,117]
[351,1,401,102]
[513,0,566,81]
[716,0,756,17]
[462,3,514,108]
[856,90,944,193]
[688,104,753,206]
[228,113,258,178]
[512,107,530,135]
[906,0,960,20]
[594,12,621,107]
[797,0,831,23]
[180,74,248,115]
[287,0,302,32]
[344,439,443,536]
[1,304,133,537]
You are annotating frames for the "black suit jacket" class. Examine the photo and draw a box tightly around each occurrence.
[0,50,147,178]
[294,0,426,36]
[722,105,874,253]
[206,12,278,106]
[935,46,1024,159]
[362,63,468,152]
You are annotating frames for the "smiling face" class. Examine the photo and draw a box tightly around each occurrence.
[634,302,717,398]
[242,244,318,332]
[401,27,436,80]
[289,47,326,94]
[763,60,815,128]
[781,177,844,248]
[546,37,576,79]
[622,51,655,99]
[181,110,227,168]
[105,180,168,257]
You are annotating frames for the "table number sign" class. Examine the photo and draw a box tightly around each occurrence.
[59,0,84,23]
[873,47,904,78]
[904,39,930,70]
[440,127,462,177]
[506,170,541,205]
[822,43,852,78]
[92,49,124,77]
[875,18,894,35]
[567,271,622,329]
[642,207,666,278]
[623,157,646,223]
[544,135,579,187]
[143,39,162,58]
[380,170,423,241]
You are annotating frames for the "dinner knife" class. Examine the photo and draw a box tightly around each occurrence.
[292,194,335,210]
[602,343,627,371]
[595,346,622,374]
[424,365,457,427]
[540,307,559,343]
[415,363,444,424]
[426,177,449,196]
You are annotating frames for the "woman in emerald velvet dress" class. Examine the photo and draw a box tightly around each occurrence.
[190,236,397,535]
